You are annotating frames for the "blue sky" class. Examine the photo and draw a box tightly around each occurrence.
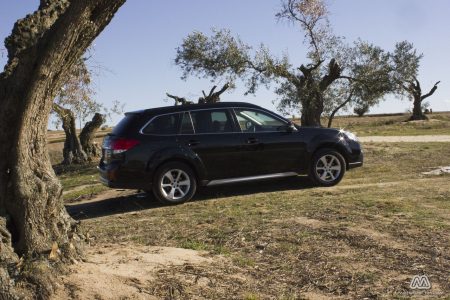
[1,1,449,127]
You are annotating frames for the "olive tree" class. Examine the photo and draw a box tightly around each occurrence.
[167,83,230,105]
[52,57,112,164]
[175,0,392,127]
[0,1,125,297]
[391,41,440,121]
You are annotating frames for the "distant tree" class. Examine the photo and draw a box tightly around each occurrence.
[175,0,392,127]
[0,1,125,297]
[52,102,88,164]
[391,41,440,121]
[353,102,370,117]
[167,83,230,105]
[53,57,95,164]
[53,58,123,164]
[79,112,105,158]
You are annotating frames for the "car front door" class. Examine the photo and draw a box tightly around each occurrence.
[233,108,307,176]
[176,109,244,180]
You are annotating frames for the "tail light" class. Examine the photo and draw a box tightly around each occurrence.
[110,138,140,154]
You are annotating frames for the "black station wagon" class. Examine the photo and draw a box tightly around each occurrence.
[99,102,363,204]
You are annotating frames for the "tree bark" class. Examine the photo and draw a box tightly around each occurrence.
[166,93,193,105]
[0,0,125,297]
[53,103,88,164]
[410,94,427,121]
[80,113,105,160]
[300,94,324,127]
[298,59,341,127]
[199,83,230,103]
[167,83,230,106]
[409,80,439,121]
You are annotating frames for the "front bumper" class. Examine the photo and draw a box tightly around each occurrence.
[347,150,363,169]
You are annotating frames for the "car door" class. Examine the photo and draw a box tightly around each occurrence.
[176,109,244,180]
[233,108,307,175]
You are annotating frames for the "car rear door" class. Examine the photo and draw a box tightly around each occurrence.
[176,109,244,180]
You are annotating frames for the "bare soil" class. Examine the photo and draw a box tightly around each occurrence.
[52,243,218,300]
[51,142,450,299]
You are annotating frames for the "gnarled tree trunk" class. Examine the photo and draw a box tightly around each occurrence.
[53,103,88,164]
[300,93,324,127]
[80,113,105,160]
[410,94,426,121]
[406,79,439,121]
[0,0,125,297]
[298,59,341,127]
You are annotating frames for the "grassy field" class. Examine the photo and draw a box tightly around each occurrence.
[61,142,450,299]
[322,111,450,136]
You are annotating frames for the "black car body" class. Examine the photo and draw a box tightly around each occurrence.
[99,102,363,203]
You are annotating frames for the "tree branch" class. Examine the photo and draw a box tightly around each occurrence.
[207,85,217,97]
[327,90,354,128]
[166,93,193,105]
[319,59,341,91]
[421,81,440,100]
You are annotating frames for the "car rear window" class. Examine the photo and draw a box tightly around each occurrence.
[142,113,181,135]
[111,113,142,136]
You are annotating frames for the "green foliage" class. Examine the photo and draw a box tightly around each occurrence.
[353,103,370,117]
[175,0,394,126]
[176,29,293,95]
[391,41,422,84]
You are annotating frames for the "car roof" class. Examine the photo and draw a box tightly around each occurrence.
[126,102,262,116]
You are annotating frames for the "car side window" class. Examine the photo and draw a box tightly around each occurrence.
[180,112,195,134]
[190,109,234,134]
[234,109,287,132]
[142,113,180,135]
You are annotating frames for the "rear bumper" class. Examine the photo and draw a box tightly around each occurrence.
[98,165,122,188]
[98,163,148,190]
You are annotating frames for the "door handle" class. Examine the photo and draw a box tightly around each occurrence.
[187,140,200,146]
[247,137,259,144]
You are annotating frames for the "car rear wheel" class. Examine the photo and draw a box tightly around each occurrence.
[309,148,346,187]
[152,162,197,204]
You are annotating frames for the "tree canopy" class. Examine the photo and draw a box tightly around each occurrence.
[390,41,440,120]
[175,0,394,127]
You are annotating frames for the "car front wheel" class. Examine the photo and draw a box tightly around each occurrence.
[309,148,346,187]
[152,162,197,204]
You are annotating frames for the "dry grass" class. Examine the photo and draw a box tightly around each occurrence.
[326,111,450,136]
[62,142,450,299]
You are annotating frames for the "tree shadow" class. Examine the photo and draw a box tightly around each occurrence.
[66,176,314,221]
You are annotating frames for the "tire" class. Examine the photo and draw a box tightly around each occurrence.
[152,161,197,204]
[309,148,346,187]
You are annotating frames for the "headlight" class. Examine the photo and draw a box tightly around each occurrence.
[343,131,358,142]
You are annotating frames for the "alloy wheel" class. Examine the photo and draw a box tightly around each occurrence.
[315,154,342,183]
[160,169,191,201]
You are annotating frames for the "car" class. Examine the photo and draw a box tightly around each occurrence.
[99,102,363,204]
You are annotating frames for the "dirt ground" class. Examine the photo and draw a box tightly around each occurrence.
[50,142,450,299]
[53,243,218,300]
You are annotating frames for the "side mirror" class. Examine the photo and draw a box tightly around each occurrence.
[286,122,297,132]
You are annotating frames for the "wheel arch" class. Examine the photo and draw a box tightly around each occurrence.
[146,149,207,185]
